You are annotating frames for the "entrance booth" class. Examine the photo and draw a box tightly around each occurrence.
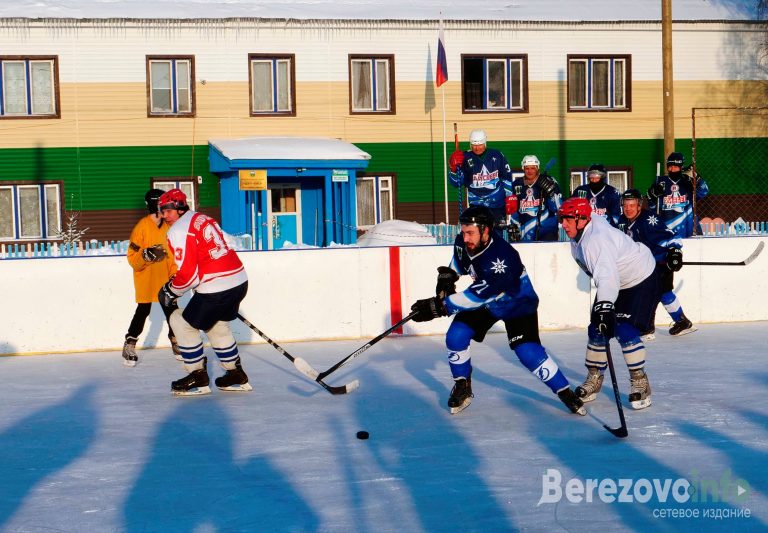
[209,137,371,250]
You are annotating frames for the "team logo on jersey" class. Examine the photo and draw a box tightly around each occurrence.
[519,187,540,214]
[471,165,499,189]
[578,189,587,199]
[647,215,659,226]
[491,258,507,274]
[468,264,477,280]
[514,185,523,196]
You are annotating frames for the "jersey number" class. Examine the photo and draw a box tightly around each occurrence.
[203,222,229,260]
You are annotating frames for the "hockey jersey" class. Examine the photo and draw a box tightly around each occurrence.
[647,172,709,238]
[569,215,656,303]
[127,214,177,303]
[509,177,563,242]
[166,211,248,295]
[618,209,681,263]
[448,148,513,210]
[444,231,539,320]
[570,183,622,227]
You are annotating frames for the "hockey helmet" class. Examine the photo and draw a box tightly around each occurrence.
[666,152,685,167]
[621,188,643,203]
[521,154,540,168]
[469,129,487,146]
[459,206,495,230]
[587,164,607,180]
[144,188,165,214]
[158,188,189,212]
[558,197,591,222]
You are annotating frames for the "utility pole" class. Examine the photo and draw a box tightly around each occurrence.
[662,0,674,158]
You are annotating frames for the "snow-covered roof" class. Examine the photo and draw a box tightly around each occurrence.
[209,137,371,162]
[1,0,761,22]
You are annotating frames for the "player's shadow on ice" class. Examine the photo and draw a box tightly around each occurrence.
[122,400,318,532]
[0,386,98,529]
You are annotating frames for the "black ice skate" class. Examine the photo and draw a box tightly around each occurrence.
[669,314,696,336]
[557,387,587,416]
[171,368,211,396]
[574,367,604,402]
[215,360,253,392]
[447,377,473,414]
[122,337,138,367]
[628,368,652,409]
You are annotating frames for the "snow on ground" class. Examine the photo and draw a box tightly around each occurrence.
[1,322,766,532]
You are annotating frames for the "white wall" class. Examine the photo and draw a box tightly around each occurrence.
[0,236,765,355]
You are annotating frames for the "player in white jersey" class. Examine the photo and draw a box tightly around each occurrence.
[157,188,251,396]
[558,197,660,409]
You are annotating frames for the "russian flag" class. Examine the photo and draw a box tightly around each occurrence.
[436,20,448,87]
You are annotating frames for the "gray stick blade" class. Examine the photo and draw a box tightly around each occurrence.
[293,357,320,380]
[744,241,765,266]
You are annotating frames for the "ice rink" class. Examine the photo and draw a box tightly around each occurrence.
[1,321,766,532]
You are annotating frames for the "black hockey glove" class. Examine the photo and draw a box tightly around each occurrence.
[435,266,460,298]
[158,281,180,307]
[591,300,616,339]
[411,297,447,322]
[142,243,167,263]
[538,175,557,198]
[666,247,683,272]
[507,224,522,242]
[647,182,665,201]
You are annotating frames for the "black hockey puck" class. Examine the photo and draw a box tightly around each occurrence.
[356,431,369,440]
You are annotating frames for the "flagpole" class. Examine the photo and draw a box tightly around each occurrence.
[442,84,449,224]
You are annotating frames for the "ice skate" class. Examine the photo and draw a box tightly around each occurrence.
[215,361,253,392]
[447,377,473,414]
[557,387,586,415]
[628,369,652,409]
[574,367,604,402]
[171,368,211,396]
[169,335,183,361]
[669,314,696,337]
[122,337,138,367]
[640,327,656,341]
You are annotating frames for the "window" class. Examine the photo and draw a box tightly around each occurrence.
[0,56,59,118]
[0,182,62,240]
[249,54,295,116]
[349,55,395,114]
[569,168,630,194]
[356,174,394,228]
[153,179,197,211]
[462,55,528,112]
[567,55,630,111]
[146,56,195,117]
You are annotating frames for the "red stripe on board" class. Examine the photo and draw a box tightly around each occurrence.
[388,246,404,333]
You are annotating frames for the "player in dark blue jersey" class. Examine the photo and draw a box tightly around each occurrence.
[448,129,513,224]
[509,155,562,242]
[647,152,709,238]
[570,164,622,227]
[618,189,696,337]
[408,206,585,416]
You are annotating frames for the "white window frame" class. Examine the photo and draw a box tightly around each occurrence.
[350,56,394,114]
[147,57,194,116]
[0,182,61,241]
[0,57,58,118]
[570,169,629,193]
[249,55,295,115]
[356,175,394,229]
[153,180,196,211]
[568,55,629,111]
[462,55,527,113]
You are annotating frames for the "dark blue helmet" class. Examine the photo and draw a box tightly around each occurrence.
[667,152,685,167]
[459,206,496,230]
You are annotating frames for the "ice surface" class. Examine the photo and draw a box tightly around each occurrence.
[1,321,766,531]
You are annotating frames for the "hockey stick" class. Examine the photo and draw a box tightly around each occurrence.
[237,313,360,395]
[533,157,557,241]
[454,122,465,216]
[317,311,418,381]
[683,240,764,266]
[602,333,629,439]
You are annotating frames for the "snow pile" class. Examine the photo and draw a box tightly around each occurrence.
[357,220,438,247]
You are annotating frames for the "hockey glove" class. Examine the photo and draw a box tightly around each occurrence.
[591,300,616,339]
[647,182,665,201]
[538,175,557,198]
[505,195,519,215]
[435,266,460,298]
[666,247,683,272]
[449,150,464,173]
[142,243,167,263]
[158,281,181,307]
[507,223,522,242]
[411,297,447,322]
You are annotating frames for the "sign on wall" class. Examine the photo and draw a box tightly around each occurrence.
[332,169,349,182]
[239,169,267,190]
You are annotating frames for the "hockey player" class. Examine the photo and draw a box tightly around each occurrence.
[448,129,513,225]
[570,164,622,227]
[559,197,659,410]
[509,155,561,241]
[618,189,695,337]
[122,188,179,366]
[409,206,585,416]
[156,188,251,396]
[647,152,709,238]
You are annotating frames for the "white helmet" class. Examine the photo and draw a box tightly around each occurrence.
[469,129,487,146]
[521,155,540,168]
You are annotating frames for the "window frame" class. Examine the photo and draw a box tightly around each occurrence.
[355,173,396,229]
[146,55,196,118]
[567,54,631,112]
[0,55,61,119]
[461,54,529,114]
[569,166,632,194]
[0,180,63,241]
[348,54,396,115]
[152,178,198,211]
[248,53,296,117]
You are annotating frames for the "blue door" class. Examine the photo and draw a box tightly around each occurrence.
[268,183,301,249]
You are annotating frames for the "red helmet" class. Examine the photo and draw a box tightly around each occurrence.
[158,188,188,211]
[558,197,591,222]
